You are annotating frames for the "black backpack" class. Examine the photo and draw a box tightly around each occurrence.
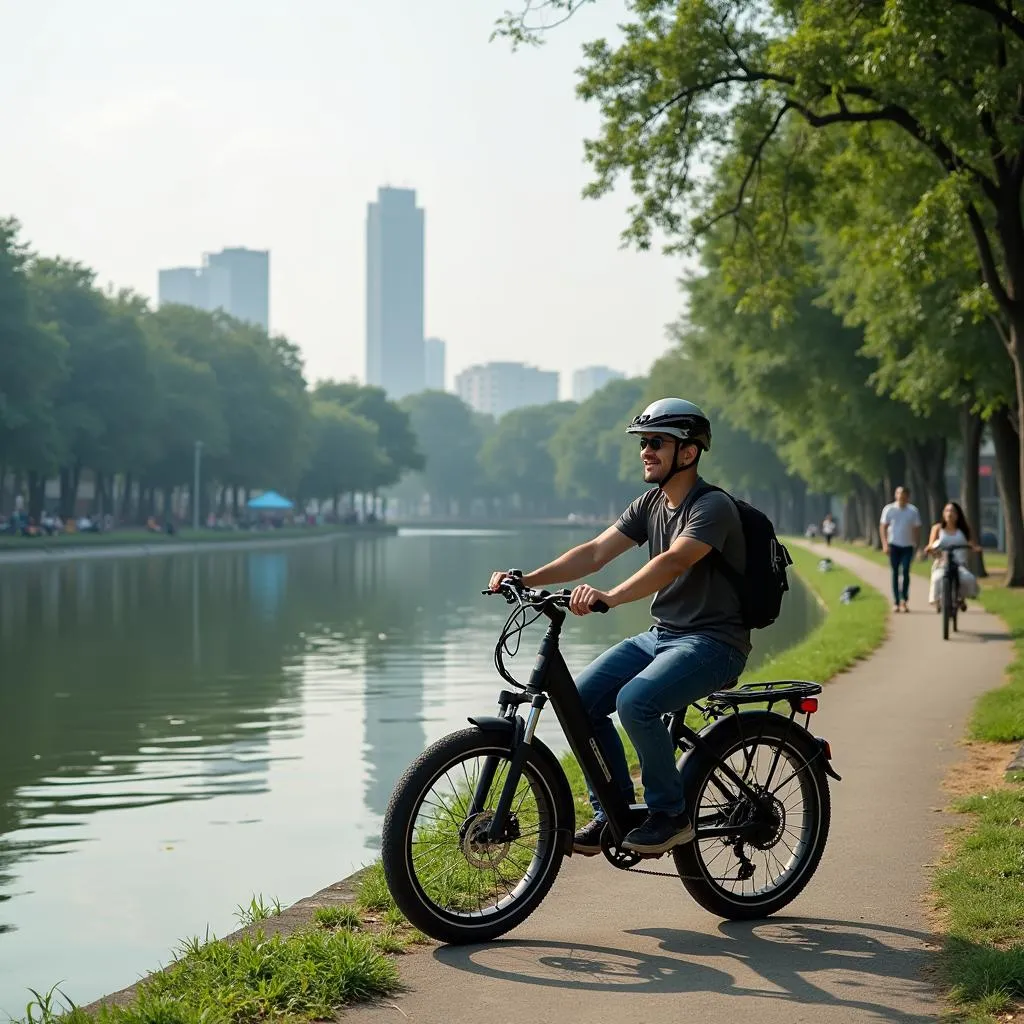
[681,483,792,629]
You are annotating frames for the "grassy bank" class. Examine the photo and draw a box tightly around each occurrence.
[355,543,888,914]
[23,899,408,1024]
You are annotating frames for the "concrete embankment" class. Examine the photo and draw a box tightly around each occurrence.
[0,525,397,565]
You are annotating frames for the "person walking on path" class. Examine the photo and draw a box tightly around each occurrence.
[821,512,837,547]
[880,486,922,613]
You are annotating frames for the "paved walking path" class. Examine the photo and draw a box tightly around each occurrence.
[347,546,1012,1024]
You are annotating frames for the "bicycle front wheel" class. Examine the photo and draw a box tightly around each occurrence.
[942,577,952,640]
[674,716,831,920]
[381,727,566,944]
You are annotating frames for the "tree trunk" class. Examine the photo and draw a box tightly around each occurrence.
[856,482,878,546]
[790,479,806,536]
[843,494,859,541]
[120,472,134,525]
[91,472,103,517]
[960,405,987,578]
[58,465,79,520]
[991,405,1024,586]
[905,438,947,527]
[883,450,907,500]
[26,470,46,520]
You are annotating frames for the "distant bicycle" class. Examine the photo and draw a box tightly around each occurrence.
[380,574,842,944]
[935,543,970,641]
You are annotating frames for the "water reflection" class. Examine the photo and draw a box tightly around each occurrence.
[0,528,820,1011]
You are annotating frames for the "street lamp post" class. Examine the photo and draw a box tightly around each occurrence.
[192,440,204,532]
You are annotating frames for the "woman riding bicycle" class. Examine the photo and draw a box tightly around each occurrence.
[926,501,982,611]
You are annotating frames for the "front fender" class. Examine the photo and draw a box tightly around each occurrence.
[466,715,577,855]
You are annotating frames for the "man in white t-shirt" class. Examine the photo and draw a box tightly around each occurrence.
[879,486,922,613]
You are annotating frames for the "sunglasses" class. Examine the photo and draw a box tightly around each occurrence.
[639,436,671,451]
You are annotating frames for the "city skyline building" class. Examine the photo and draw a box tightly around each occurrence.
[424,337,446,391]
[366,186,425,400]
[157,246,269,330]
[454,361,559,419]
[572,364,625,402]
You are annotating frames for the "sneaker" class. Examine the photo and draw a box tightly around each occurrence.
[622,811,695,854]
[573,818,605,856]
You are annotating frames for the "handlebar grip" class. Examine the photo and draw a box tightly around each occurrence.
[591,600,610,614]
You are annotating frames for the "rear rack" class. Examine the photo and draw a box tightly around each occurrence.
[704,680,822,711]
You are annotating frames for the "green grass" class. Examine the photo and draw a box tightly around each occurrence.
[313,904,362,930]
[19,927,399,1024]
[933,785,1024,1021]
[968,586,1024,743]
[233,893,282,926]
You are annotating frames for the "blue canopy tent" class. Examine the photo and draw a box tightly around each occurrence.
[246,490,294,511]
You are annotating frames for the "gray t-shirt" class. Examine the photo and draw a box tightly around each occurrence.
[615,480,751,656]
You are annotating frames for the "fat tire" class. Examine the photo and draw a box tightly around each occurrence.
[381,727,566,944]
[673,716,831,920]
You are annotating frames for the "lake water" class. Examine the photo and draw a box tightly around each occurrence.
[0,527,822,1011]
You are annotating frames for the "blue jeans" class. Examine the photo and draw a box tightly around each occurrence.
[889,544,914,604]
[576,629,748,820]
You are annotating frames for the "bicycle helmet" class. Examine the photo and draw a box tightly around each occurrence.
[626,398,712,451]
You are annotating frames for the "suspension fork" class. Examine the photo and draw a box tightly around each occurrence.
[481,694,547,843]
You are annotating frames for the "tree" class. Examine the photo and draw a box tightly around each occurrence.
[499,0,1024,541]
[479,402,577,516]
[299,402,384,510]
[152,305,312,507]
[644,347,801,525]
[30,259,160,517]
[550,377,647,517]
[399,391,484,516]
[811,132,1022,578]
[314,381,424,491]
[0,220,66,513]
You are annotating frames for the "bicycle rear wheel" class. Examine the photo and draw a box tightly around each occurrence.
[674,716,830,920]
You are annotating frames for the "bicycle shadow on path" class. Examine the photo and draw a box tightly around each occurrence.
[431,916,938,1023]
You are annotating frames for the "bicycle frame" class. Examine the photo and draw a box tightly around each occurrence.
[474,599,803,849]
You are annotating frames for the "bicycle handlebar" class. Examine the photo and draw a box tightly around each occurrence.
[481,575,609,614]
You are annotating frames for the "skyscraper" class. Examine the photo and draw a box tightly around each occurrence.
[157,247,269,331]
[572,365,625,402]
[366,187,425,399]
[204,248,269,330]
[424,337,446,391]
[157,267,209,310]
[454,362,559,418]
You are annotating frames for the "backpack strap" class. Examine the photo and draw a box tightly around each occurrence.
[680,482,745,593]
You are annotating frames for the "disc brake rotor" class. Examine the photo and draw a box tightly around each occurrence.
[461,810,513,869]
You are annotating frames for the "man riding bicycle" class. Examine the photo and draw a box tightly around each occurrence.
[488,398,749,856]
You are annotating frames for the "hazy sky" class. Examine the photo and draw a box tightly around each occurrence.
[1,1,689,394]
